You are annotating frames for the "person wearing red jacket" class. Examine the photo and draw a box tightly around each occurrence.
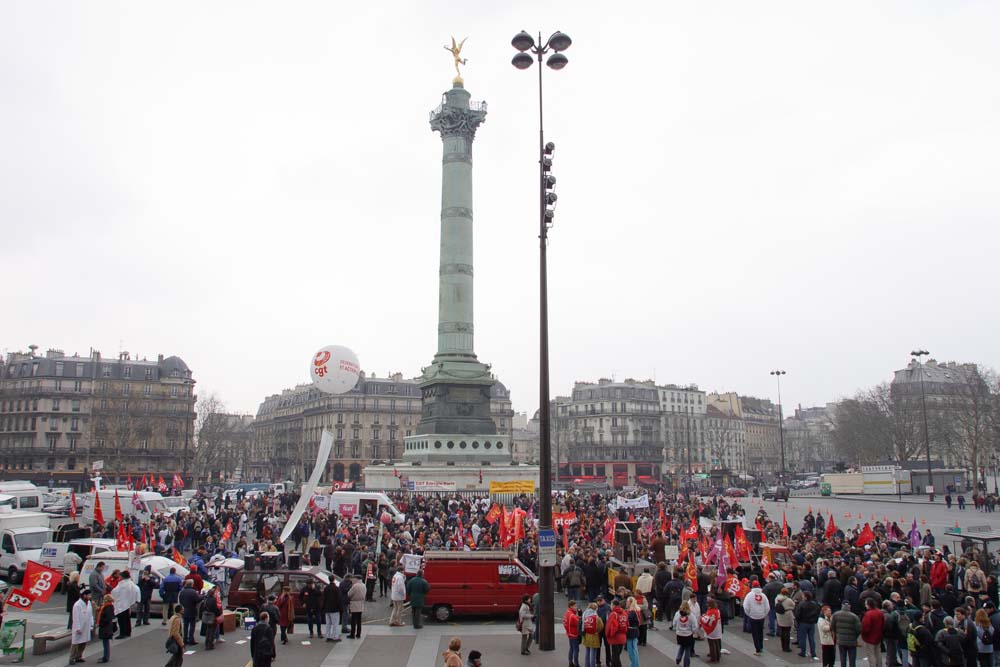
[563,600,581,667]
[930,554,949,594]
[604,600,628,667]
[860,598,885,667]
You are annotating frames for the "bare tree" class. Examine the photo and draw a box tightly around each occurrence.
[193,393,228,488]
[944,366,997,485]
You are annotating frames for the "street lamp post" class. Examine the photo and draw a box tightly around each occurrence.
[511,29,572,653]
[911,350,933,501]
[770,370,787,483]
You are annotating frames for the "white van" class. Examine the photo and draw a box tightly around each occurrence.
[0,482,45,511]
[320,491,405,524]
[80,490,169,524]
[0,508,54,583]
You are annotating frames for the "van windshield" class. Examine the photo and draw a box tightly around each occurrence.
[15,532,50,551]
[144,500,168,514]
[0,498,13,508]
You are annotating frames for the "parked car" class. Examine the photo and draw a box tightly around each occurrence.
[227,564,338,619]
[762,486,790,502]
[723,487,748,497]
[79,552,207,613]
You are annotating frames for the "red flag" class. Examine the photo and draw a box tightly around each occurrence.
[628,512,635,522]
[149,522,156,550]
[69,491,77,520]
[724,534,740,569]
[171,547,186,567]
[116,522,129,552]
[172,473,184,489]
[485,503,502,525]
[685,553,699,592]
[393,468,399,478]
[761,546,775,578]
[478,468,483,484]
[114,489,124,523]
[23,561,62,603]
[755,518,764,532]
[782,511,788,538]
[126,475,133,491]
[734,525,752,561]
[682,518,699,541]
[140,474,148,489]
[512,508,527,540]
[825,514,837,539]
[141,525,147,547]
[855,523,875,547]
[659,506,667,533]
[157,476,167,493]
[562,522,569,550]
[5,590,33,611]
[221,521,233,543]
[93,492,105,526]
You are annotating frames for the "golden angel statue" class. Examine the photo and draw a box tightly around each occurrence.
[444,36,468,83]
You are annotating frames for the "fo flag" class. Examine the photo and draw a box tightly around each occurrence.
[23,560,62,603]
[5,589,33,610]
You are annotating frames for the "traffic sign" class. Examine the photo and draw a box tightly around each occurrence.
[538,528,557,567]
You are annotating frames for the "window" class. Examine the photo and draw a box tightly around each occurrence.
[373,399,379,410]
[372,428,380,441]
[123,383,130,395]
[102,365,111,377]
[140,439,148,449]
[498,564,530,584]
[73,380,82,392]
[373,414,380,425]
[100,399,108,410]
[49,419,58,431]
[336,428,344,440]
[352,428,360,440]
[352,414,359,424]
[55,362,64,376]
[371,443,379,459]
[68,435,78,452]
[144,368,152,379]
[168,440,176,450]
[123,366,132,378]
[72,400,81,412]
[67,456,76,470]
[144,384,151,395]
[54,380,62,391]
[71,417,79,431]
[47,434,58,450]
[336,413,344,424]
[351,442,360,458]
[45,457,55,471]
[76,363,85,377]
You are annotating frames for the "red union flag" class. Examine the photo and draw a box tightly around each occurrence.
[6,589,33,610]
[23,561,61,603]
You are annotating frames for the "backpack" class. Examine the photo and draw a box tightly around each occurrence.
[907,625,922,653]
[897,611,910,635]
[583,614,598,635]
[942,628,965,661]
[982,626,994,646]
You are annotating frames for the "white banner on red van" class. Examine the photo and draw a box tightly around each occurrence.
[408,480,456,492]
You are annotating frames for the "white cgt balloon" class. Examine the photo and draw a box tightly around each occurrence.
[309,345,361,394]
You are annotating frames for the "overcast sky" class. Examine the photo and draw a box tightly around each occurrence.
[3,1,998,417]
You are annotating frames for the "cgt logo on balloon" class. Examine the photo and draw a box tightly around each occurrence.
[309,345,360,395]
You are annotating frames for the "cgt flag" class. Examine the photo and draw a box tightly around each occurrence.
[23,560,62,603]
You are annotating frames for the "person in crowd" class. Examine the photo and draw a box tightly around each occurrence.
[200,585,221,650]
[743,582,770,656]
[96,593,115,663]
[795,590,821,660]
[700,598,723,663]
[581,602,604,667]
[323,579,342,642]
[178,580,202,646]
[672,600,698,667]
[250,611,276,667]
[832,600,862,667]
[302,580,323,639]
[137,566,158,627]
[817,604,836,667]
[159,568,183,625]
[776,586,796,652]
[625,597,641,667]
[860,597,885,667]
[563,599,581,667]
[519,595,536,656]
[69,587,93,665]
[111,570,140,639]
[276,585,294,644]
[66,572,81,630]
[389,567,407,627]
[165,605,184,667]
[465,649,483,667]
[442,636,463,667]
[407,570,431,630]
[89,561,108,600]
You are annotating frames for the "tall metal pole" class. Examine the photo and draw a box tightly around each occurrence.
[534,33,556,654]
[771,370,786,482]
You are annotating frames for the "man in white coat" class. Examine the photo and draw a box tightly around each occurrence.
[389,568,407,627]
[112,570,141,638]
[70,588,94,664]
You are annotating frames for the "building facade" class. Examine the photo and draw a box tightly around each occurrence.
[708,392,780,479]
[705,404,747,474]
[783,404,837,473]
[252,372,513,483]
[557,379,662,488]
[659,384,708,477]
[0,347,197,485]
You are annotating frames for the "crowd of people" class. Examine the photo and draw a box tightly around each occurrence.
[49,484,1000,667]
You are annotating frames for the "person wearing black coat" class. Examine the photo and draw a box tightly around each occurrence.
[178,582,202,646]
[301,581,324,638]
[138,566,159,626]
[322,581,342,642]
[97,594,116,663]
[653,564,671,622]
[820,571,843,609]
[261,596,280,639]
[339,577,353,635]
[65,573,81,629]
[250,612,276,667]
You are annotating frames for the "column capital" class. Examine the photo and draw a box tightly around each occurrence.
[430,86,487,140]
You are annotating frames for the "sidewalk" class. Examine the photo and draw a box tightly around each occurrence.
[792,492,943,505]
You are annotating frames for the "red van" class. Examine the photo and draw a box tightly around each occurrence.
[420,550,538,622]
